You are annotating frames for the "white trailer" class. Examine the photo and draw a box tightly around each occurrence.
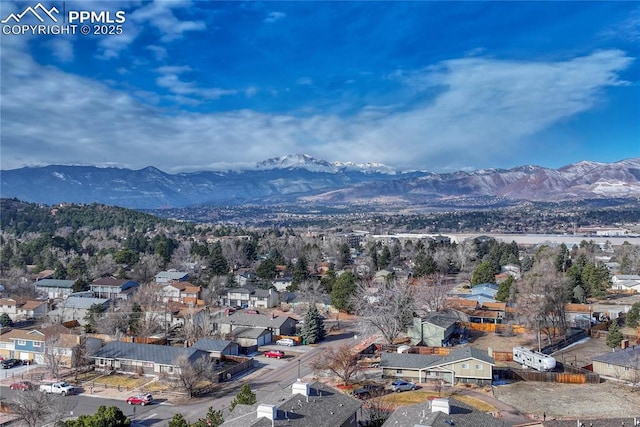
[512,346,556,371]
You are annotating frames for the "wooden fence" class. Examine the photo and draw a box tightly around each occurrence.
[215,355,254,383]
[495,367,599,384]
[463,323,527,334]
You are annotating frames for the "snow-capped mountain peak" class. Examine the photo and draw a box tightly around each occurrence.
[255,154,396,174]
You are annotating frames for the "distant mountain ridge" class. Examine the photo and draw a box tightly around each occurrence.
[1,156,638,209]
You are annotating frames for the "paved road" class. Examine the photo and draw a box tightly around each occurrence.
[0,321,361,426]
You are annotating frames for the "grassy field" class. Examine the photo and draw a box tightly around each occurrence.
[92,374,152,389]
[368,389,498,413]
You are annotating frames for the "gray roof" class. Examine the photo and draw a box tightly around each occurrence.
[34,279,76,288]
[155,271,188,280]
[57,297,110,309]
[381,353,441,369]
[93,341,205,366]
[436,346,495,366]
[219,312,297,329]
[382,397,505,427]
[593,346,640,367]
[543,419,640,427]
[229,327,272,340]
[192,339,237,352]
[381,347,494,370]
[422,314,459,329]
[222,381,361,427]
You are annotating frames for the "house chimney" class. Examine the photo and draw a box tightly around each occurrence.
[431,398,450,414]
[292,380,310,397]
[257,404,277,421]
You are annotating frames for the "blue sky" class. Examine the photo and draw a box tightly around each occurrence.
[1,1,638,173]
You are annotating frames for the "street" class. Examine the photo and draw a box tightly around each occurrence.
[0,320,359,426]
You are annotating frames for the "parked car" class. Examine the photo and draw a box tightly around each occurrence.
[264,350,285,359]
[9,381,34,391]
[276,338,295,347]
[352,388,372,400]
[362,383,385,396]
[126,393,153,406]
[39,382,75,396]
[390,380,416,392]
[1,359,20,369]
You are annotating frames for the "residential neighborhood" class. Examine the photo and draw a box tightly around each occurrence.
[1,202,640,427]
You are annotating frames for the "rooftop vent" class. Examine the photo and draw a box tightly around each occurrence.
[292,380,310,397]
[257,404,277,421]
[431,397,450,415]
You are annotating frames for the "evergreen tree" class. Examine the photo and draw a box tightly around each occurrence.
[63,405,130,426]
[330,271,357,312]
[192,407,224,427]
[168,413,189,427]
[495,276,514,302]
[292,255,309,286]
[626,302,640,328]
[471,260,496,285]
[300,304,326,344]
[256,258,277,280]
[209,242,228,276]
[229,383,257,412]
[606,320,623,349]
[413,251,436,277]
[0,313,13,327]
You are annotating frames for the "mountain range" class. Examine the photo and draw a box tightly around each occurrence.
[1,155,639,209]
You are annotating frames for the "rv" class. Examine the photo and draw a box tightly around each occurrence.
[513,346,556,371]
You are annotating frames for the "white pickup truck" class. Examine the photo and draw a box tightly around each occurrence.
[39,381,75,396]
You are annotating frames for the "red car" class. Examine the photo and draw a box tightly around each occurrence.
[9,381,34,391]
[264,350,285,359]
[126,393,153,405]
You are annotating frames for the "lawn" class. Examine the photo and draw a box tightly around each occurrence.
[92,374,152,389]
[369,389,498,413]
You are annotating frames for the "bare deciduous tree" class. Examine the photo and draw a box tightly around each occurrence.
[174,354,214,397]
[310,344,359,385]
[351,278,415,345]
[9,389,76,427]
[515,248,568,345]
[412,274,453,314]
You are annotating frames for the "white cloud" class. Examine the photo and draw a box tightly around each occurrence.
[264,11,286,24]
[155,66,237,101]
[46,38,74,62]
[0,45,634,173]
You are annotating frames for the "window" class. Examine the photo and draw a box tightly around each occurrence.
[17,340,26,346]
[461,363,469,369]
[396,369,403,374]
[475,364,483,370]
[33,342,42,347]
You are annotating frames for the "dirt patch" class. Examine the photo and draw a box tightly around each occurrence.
[493,381,640,419]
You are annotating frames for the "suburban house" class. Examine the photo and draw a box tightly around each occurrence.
[154,271,189,284]
[611,274,640,293]
[382,397,505,427]
[34,279,76,299]
[564,303,593,328]
[221,287,279,309]
[0,329,45,362]
[215,312,298,337]
[0,325,97,366]
[380,347,495,385]
[32,269,55,281]
[191,339,240,358]
[408,313,461,346]
[0,298,48,321]
[92,341,210,377]
[592,346,640,382]
[161,281,203,305]
[228,327,273,352]
[90,277,139,300]
[271,276,293,292]
[221,380,362,427]
[47,296,111,324]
